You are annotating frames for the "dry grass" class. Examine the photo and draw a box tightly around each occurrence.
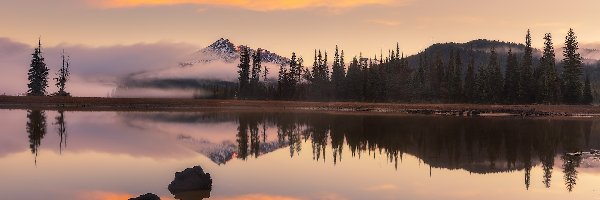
[0,96,599,117]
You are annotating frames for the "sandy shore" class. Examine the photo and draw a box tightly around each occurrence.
[0,96,599,117]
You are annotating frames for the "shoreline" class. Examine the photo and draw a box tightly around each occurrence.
[0,96,599,117]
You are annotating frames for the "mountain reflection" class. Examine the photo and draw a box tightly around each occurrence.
[190,112,597,192]
[25,110,600,193]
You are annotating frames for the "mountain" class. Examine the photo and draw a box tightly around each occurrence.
[179,38,288,67]
[405,39,600,70]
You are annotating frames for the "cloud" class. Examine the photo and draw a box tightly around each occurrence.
[0,38,198,96]
[89,0,404,11]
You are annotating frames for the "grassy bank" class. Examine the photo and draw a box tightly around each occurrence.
[0,96,599,117]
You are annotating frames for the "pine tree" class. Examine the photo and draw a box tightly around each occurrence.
[27,39,49,96]
[582,74,593,104]
[487,47,503,103]
[504,49,519,103]
[474,64,488,102]
[539,33,561,104]
[237,46,251,98]
[331,45,346,100]
[53,50,71,97]
[464,55,476,102]
[345,56,363,100]
[562,28,584,104]
[249,49,263,98]
[519,30,535,103]
[452,51,463,102]
[431,54,444,99]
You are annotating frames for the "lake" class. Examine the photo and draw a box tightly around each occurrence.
[1,109,599,200]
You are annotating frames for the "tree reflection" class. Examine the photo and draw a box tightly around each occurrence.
[55,110,67,154]
[225,112,595,192]
[562,153,582,192]
[26,110,47,165]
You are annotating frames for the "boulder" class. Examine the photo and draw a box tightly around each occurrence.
[168,166,213,195]
[129,193,160,200]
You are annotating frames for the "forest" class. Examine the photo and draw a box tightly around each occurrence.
[231,29,594,105]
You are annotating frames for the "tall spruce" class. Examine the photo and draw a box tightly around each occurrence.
[474,63,488,102]
[251,49,262,86]
[504,49,519,103]
[345,56,363,100]
[519,30,535,103]
[331,45,346,100]
[487,47,503,103]
[54,50,71,96]
[27,39,49,96]
[539,33,561,104]
[583,74,593,104]
[452,51,463,102]
[464,55,476,102]
[562,28,584,104]
[237,46,251,98]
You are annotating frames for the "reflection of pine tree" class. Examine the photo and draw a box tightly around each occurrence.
[221,111,594,188]
[55,110,67,154]
[310,120,329,162]
[27,110,47,164]
[562,154,581,192]
[330,117,345,165]
[249,119,260,158]
[236,118,249,160]
[541,153,554,188]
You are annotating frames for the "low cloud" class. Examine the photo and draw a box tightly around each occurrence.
[89,0,405,11]
[0,38,198,96]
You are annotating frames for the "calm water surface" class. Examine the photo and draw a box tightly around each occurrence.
[1,109,599,200]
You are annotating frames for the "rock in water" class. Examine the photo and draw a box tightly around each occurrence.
[129,193,161,200]
[168,166,213,195]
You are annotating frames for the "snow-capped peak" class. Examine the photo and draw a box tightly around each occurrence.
[179,38,288,67]
[207,38,236,54]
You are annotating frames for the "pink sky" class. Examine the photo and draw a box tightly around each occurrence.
[1,0,600,96]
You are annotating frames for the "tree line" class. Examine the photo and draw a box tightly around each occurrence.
[27,39,71,97]
[236,29,594,104]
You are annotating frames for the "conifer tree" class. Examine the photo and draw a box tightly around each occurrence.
[331,45,346,100]
[487,47,503,103]
[345,56,363,100]
[539,33,561,104]
[250,48,263,97]
[504,49,519,103]
[54,50,71,96]
[464,55,476,102]
[562,28,584,104]
[27,39,49,96]
[519,30,535,103]
[474,64,488,102]
[432,54,444,99]
[583,74,593,104]
[237,46,251,98]
[452,51,463,102]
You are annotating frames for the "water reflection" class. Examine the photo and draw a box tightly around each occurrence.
[195,112,596,192]
[55,110,67,154]
[26,110,47,165]
[23,110,600,194]
[168,166,212,200]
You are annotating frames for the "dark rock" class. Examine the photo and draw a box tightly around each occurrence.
[168,166,213,195]
[129,193,160,200]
